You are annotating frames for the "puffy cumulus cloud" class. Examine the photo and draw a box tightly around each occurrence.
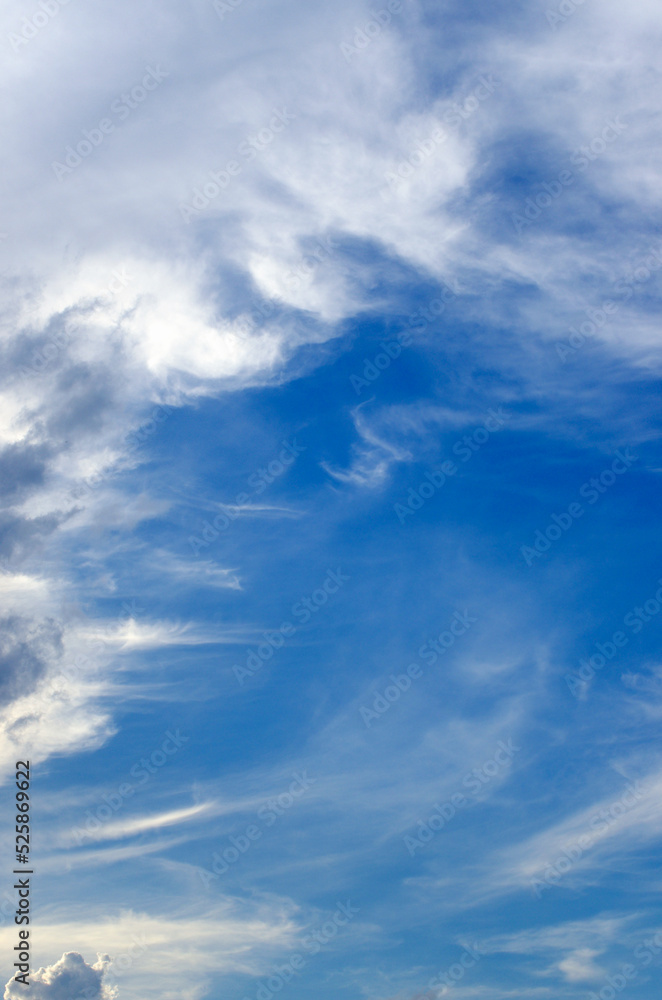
[4,952,115,1000]
[7,900,302,1000]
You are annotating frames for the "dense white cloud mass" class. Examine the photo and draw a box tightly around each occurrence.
[1,0,659,523]
[1,901,303,1000]
[4,952,114,1000]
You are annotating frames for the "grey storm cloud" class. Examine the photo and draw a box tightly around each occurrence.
[3,953,115,1000]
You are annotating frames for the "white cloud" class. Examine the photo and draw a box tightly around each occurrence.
[0,900,302,1000]
[4,952,115,1000]
[556,947,605,982]
[77,802,217,843]
[41,836,190,874]
[1,0,660,803]
[322,403,413,488]
[479,915,632,985]
[492,771,662,890]
[0,671,115,785]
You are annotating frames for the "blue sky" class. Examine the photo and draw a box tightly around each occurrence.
[1,0,662,999]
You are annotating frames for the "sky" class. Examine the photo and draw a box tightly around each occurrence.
[1,0,662,998]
